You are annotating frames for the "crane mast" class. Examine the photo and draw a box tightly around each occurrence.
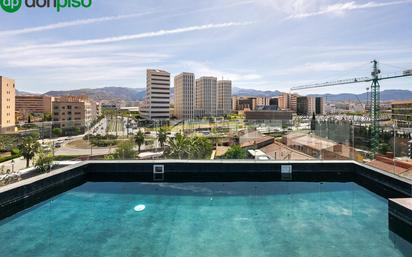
[370,60,381,154]
[290,60,412,157]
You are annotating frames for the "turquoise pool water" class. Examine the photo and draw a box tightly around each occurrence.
[1,182,411,257]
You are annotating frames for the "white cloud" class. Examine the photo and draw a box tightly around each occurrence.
[7,22,254,51]
[177,61,262,81]
[0,12,155,37]
[287,0,412,19]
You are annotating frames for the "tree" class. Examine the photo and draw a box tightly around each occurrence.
[189,136,213,159]
[35,150,54,173]
[52,128,62,138]
[18,135,41,168]
[223,145,247,159]
[157,127,168,150]
[165,133,189,159]
[134,130,145,153]
[113,140,136,159]
[165,134,212,160]
[43,112,52,122]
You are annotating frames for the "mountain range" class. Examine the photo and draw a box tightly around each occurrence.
[16,87,412,102]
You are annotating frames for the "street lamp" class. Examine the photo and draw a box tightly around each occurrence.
[11,160,15,173]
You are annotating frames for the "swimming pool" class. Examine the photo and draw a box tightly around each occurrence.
[1,181,411,257]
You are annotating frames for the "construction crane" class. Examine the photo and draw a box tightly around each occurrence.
[291,60,412,155]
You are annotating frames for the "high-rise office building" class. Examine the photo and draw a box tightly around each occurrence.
[217,80,232,116]
[174,72,195,120]
[0,76,16,133]
[141,69,171,120]
[195,76,218,117]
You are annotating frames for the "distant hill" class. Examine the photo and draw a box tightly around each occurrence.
[232,87,282,97]
[16,90,39,96]
[21,86,411,103]
[44,87,146,102]
[307,90,412,102]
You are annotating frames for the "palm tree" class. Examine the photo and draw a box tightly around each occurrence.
[134,130,145,153]
[18,135,41,168]
[157,127,168,150]
[189,136,212,159]
[166,133,189,159]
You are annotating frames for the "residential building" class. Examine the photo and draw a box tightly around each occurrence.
[315,97,325,115]
[233,96,271,111]
[141,69,171,120]
[278,94,288,110]
[269,98,279,108]
[195,76,217,117]
[238,97,255,111]
[392,100,412,127]
[217,80,232,116]
[255,97,271,107]
[52,96,96,130]
[232,96,240,111]
[174,72,195,120]
[15,95,54,121]
[288,93,298,111]
[297,96,325,116]
[0,76,15,133]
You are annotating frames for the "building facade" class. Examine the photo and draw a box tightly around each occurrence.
[392,100,412,127]
[16,95,54,121]
[52,96,96,130]
[141,69,171,120]
[0,76,16,133]
[195,76,218,117]
[174,72,195,120]
[297,96,324,116]
[233,96,271,111]
[217,80,232,116]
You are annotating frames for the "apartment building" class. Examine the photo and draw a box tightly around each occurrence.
[195,76,218,117]
[0,76,16,133]
[174,72,195,120]
[52,96,96,129]
[141,69,171,120]
[232,96,240,111]
[297,96,325,116]
[217,80,232,116]
[16,95,54,121]
[233,96,271,111]
[282,93,298,111]
[392,100,412,127]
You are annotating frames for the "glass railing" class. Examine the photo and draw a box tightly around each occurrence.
[1,114,412,186]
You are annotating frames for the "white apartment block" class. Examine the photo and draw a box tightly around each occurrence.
[141,69,171,120]
[174,72,195,120]
[217,80,232,116]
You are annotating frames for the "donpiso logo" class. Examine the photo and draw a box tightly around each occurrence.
[1,0,22,13]
[1,0,92,13]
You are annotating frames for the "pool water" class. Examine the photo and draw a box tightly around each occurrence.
[1,182,411,257]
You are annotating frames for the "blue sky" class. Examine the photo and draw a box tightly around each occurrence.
[0,0,412,95]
